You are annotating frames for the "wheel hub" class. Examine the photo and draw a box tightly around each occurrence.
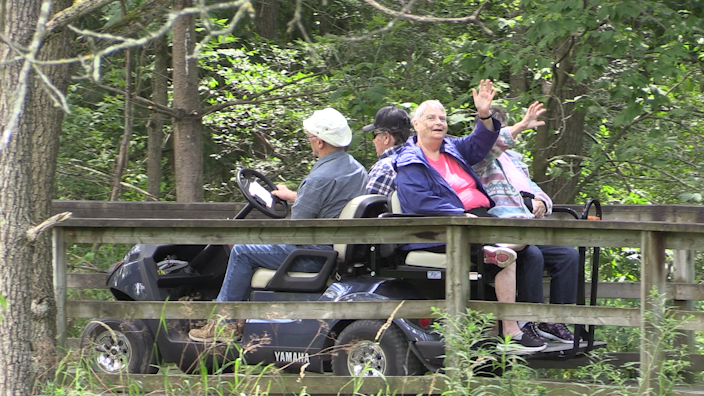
[347,340,387,376]
[92,331,132,373]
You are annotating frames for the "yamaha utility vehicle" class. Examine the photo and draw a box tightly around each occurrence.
[80,169,603,375]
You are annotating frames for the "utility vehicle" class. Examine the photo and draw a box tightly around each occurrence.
[80,169,603,375]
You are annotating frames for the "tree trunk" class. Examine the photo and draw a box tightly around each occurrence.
[1,0,71,393]
[110,48,133,201]
[531,38,585,204]
[255,0,279,40]
[172,0,203,202]
[147,36,168,199]
[29,0,73,389]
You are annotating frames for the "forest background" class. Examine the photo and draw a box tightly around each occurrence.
[0,0,703,394]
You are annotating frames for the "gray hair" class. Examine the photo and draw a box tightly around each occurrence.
[489,105,508,127]
[411,100,446,123]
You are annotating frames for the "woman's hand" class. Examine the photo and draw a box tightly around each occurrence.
[472,79,498,117]
[532,200,547,218]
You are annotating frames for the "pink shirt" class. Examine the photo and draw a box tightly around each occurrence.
[428,153,490,210]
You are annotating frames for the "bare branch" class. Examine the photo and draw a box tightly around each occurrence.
[362,0,494,36]
[26,212,72,242]
[331,0,419,42]
[92,82,178,118]
[201,88,338,117]
[68,163,159,200]
[46,0,117,34]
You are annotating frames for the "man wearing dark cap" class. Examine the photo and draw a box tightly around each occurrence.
[363,106,413,195]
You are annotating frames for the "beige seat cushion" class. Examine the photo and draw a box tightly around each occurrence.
[251,268,321,289]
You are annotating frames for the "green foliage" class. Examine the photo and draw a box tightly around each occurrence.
[431,307,540,396]
[572,290,693,395]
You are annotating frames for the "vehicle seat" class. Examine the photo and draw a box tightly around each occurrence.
[250,195,387,292]
[333,194,389,264]
[388,191,448,268]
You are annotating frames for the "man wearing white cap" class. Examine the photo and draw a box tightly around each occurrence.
[189,108,367,342]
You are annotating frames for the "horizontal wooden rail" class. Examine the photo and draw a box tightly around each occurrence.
[54,372,704,396]
[58,217,704,250]
[65,299,704,331]
[68,272,704,301]
[52,200,704,224]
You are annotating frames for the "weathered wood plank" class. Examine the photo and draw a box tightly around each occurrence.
[57,372,704,396]
[63,299,704,330]
[53,229,67,347]
[58,217,704,250]
[65,272,704,301]
[556,204,704,223]
[673,251,697,383]
[641,231,667,395]
[67,273,107,289]
[53,200,704,224]
[52,200,259,219]
[59,336,704,373]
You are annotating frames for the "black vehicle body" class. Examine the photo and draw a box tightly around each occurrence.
[82,172,603,375]
[105,240,449,373]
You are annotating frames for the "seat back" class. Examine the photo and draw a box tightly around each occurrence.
[388,191,448,268]
[389,190,402,214]
[333,194,389,263]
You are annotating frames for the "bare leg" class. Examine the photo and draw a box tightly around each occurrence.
[493,262,521,336]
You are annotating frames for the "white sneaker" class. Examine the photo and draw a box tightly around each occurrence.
[483,246,517,268]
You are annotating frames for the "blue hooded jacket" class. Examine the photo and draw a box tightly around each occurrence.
[393,117,501,250]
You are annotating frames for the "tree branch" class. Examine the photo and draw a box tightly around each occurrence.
[362,0,494,36]
[27,212,72,241]
[92,82,178,117]
[331,0,418,42]
[200,88,337,117]
[46,0,117,34]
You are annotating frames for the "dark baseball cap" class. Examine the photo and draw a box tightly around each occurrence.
[362,106,411,132]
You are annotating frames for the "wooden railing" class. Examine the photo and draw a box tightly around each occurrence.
[52,201,704,395]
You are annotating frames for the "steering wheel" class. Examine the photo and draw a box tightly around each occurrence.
[236,168,290,219]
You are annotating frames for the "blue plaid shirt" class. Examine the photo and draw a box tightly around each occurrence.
[365,145,403,196]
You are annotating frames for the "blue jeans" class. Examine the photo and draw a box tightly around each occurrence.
[516,245,579,305]
[216,244,330,301]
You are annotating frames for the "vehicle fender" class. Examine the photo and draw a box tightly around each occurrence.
[108,259,161,301]
[319,277,441,344]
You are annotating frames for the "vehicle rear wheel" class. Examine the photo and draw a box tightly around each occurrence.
[80,319,158,374]
[332,320,423,376]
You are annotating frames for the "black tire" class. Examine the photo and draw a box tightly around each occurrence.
[332,320,424,376]
[80,319,159,374]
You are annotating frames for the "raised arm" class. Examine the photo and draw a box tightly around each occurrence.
[473,79,498,131]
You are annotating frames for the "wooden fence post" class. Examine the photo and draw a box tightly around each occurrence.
[640,231,667,395]
[53,228,67,347]
[673,249,695,383]
[445,225,471,371]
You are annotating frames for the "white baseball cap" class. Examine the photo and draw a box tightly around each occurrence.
[302,108,352,147]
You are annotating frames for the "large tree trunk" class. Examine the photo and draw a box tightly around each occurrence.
[172,0,203,202]
[531,38,585,204]
[0,1,67,393]
[27,0,73,386]
[147,36,169,199]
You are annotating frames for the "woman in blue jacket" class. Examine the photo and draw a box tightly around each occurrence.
[393,80,546,353]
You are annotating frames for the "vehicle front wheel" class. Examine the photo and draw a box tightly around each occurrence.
[332,320,424,376]
[80,319,158,374]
